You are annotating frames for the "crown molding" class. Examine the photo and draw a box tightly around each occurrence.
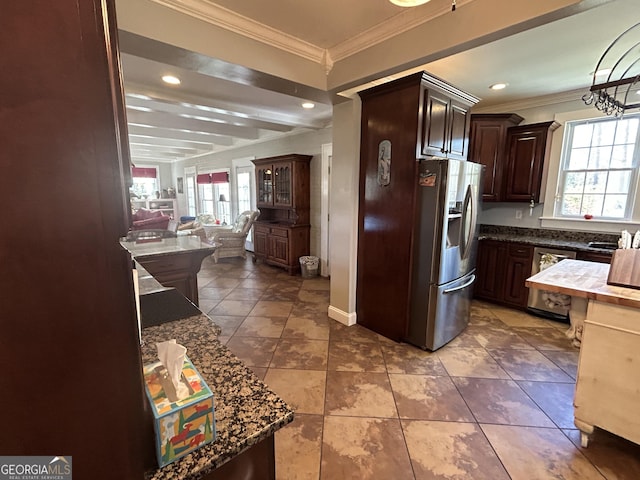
[150,0,477,68]
[150,0,326,63]
[329,0,476,62]
[473,87,590,113]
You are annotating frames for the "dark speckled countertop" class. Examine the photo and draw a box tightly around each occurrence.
[142,314,294,480]
[478,225,619,255]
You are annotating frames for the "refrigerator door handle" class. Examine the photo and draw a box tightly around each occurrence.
[443,274,476,294]
[460,184,476,260]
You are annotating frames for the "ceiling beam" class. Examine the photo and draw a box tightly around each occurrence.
[127,124,234,146]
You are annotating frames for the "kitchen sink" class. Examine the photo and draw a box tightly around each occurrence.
[587,241,618,250]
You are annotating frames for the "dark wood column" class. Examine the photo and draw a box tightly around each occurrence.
[0,2,150,478]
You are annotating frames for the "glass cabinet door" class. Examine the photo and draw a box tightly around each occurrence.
[273,161,292,207]
[257,166,273,206]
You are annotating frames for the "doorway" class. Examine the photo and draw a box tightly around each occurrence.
[321,143,332,276]
[233,158,256,251]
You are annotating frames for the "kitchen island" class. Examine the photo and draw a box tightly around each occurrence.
[142,313,294,480]
[526,259,640,449]
[121,236,216,307]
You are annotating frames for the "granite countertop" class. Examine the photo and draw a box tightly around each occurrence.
[142,315,294,480]
[478,226,619,254]
[525,259,640,309]
[121,236,215,259]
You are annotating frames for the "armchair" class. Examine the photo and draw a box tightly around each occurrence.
[210,210,260,263]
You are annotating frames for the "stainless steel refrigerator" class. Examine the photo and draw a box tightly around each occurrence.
[406,158,483,351]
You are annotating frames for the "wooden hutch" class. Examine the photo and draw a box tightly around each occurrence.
[252,154,312,274]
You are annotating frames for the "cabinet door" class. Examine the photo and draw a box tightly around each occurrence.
[503,244,533,307]
[256,166,274,206]
[446,100,470,160]
[254,225,269,256]
[273,161,293,207]
[270,235,290,264]
[474,240,506,301]
[503,122,558,203]
[421,89,450,157]
[469,122,505,201]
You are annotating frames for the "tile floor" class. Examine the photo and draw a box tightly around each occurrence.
[196,256,640,480]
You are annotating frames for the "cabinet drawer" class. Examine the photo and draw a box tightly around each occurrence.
[508,244,532,258]
[254,224,270,235]
[270,227,288,238]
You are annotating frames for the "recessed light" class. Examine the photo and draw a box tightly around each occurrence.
[302,102,315,109]
[162,75,181,85]
[489,83,507,90]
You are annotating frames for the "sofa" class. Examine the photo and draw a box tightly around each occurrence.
[131,208,171,231]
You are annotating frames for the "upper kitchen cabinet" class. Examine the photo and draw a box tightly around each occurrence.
[468,114,524,201]
[255,154,310,213]
[419,74,479,160]
[504,121,560,202]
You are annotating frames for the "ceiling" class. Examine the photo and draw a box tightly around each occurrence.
[118,0,640,165]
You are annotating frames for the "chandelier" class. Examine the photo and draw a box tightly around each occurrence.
[582,22,640,117]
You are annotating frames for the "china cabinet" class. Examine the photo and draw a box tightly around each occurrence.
[252,154,311,274]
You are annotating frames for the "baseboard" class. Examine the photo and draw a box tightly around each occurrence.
[328,305,356,326]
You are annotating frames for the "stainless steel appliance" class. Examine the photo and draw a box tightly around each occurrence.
[527,246,576,321]
[406,158,483,351]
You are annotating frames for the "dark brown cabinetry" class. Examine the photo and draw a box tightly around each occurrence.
[475,240,533,309]
[419,75,478,160]
[576,251,613,264]
[468,114,524,201]
[504,121,560,202]
[3,1,150,478]
[357,72,478,341]
[252,154,311,274]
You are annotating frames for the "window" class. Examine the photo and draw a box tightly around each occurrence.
[556,114,639,220]
[131,166,159,198]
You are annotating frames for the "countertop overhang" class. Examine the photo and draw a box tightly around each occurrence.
[525,259,640,309]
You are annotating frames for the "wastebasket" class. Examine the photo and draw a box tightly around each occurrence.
[299,256,319,278]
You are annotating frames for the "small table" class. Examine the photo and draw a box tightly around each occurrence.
[526,259,640,448]
[121,236,215,307]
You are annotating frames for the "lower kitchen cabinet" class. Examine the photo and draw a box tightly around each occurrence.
[576,251,612,264]
[253,222,310,275]
[475,240,533,309]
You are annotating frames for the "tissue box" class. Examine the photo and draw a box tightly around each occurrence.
[143,357,216,467]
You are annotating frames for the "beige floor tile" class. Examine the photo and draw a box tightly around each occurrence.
[488,348,574,382]
[202,277,242,289]
[513,327,576,351]
[466,325,535,349]
[210,299,257,316]
[234,316,286,338]
[270,338,328,370]
[325,371,397,418]
[282,316,330,341]
[264,368,326,415]
[518,381,576,429]
[321,416,413,480]
[402,420,510,480]
[224,288,265,301]
[235,278,272,289]
[482,424,606,480]
[225,336,278,367]
[453,377,555,427]
[298,289,330,304]
[329,322,381,344]
[540,350,580,380]
[198,286,233,300]
[261,285,301,302]
[290,302,330,320]
[389,374,474,421]
[276,414,323,480]
[301,277,330,291]
[248,300,294,317]
[437,347,511,379]
[249,366,267,380]
[382,343,447,375]
[563,429,640,480]
[490,306,557,328]
[327,341,385,372]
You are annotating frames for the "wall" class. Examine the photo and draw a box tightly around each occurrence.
[171,128,332,258]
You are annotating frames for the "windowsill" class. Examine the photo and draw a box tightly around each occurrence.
[540,216,640,233]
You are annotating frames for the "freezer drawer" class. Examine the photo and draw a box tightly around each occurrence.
[406,272,475,351]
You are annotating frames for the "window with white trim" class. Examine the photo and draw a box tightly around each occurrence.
[555,114,639,220]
